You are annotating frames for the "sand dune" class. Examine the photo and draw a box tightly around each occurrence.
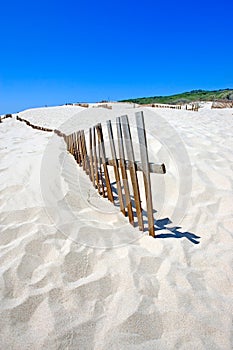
[0,104,232,349]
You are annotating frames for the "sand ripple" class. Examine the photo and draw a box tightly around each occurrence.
[0,107,232,349]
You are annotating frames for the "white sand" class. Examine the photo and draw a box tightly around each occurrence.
[0,104,232,349]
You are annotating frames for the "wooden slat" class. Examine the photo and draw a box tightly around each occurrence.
[70,134,74,155]
[70,134,73,154]
[81,130,86,171]
[107,120,126,215]
[81,130,89,174]
[96,127,106,197]
[116,117,134,226]
[121,115,144,231]
[75,132,80,163]
[92,127,101,194]
[136,111,155,237]
[71,133,76,159]
[80,130,86,170]
[75,131,81,164]
[68,134,72,153]
[89,127,95,185]
[105,159,166,174]
[76,131,80,165]
[78,131,84,167]
[65,134,69,151]
[70,133,75,157]
[96,123,114,203]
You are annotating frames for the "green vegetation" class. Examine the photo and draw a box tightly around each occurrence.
[119,89,233,105]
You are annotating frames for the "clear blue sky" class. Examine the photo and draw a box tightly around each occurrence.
[1,0,233,114]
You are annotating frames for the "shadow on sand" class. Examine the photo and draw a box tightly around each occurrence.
[154,217,200,244]
[109,181,200,245]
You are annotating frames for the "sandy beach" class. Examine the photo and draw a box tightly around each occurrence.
[0,103,232,349]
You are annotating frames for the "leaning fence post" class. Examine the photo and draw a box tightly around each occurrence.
[89,127,95,185]
[78,131,84,167]
[135,111,155,237]
[75,131,81,164]
[70,133,75,156]
[80,131,84,169]
[69,134,73,153]
[69,134,73,154]
[81,130,90,175]
[116,117,134,226]
[67,134,71,152]
[92,127,101,194]
[97,127,106,197]
[121,115,144,231]
[71,133,76,158]
[96,123,114,203]
[107,120,126,216]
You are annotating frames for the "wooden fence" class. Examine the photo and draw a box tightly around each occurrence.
[0,114,13,123]
[139,104,181,109]
[93,104,112,109]
[15,111,166,237]
[73,103,89,108]
[211,101,233,109]
[16,116,54,132]
[185,104,199,111]
[64,112,166,237]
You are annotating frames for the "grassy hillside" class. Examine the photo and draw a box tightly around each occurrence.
[120,89,233,105]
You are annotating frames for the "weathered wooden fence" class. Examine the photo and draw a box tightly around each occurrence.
[148,104,181,109]
[93,104,112,109]
[16,116,53,132]
[185,103,199,111]
[211,101,233,109]
[0,114,13,123]
[64,112,166,237]
[15,111,166,237]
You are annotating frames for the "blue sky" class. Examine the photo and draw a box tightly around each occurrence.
[0,0,233,114]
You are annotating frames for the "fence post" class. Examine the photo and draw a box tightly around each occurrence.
[89,127,95,186]
[81,130,90,175]
[116,117,134,226]
[71,133,76,158]
[92,127,101,194]
[97,127,106,197]
[75,131,81,164]
[77,131,84,167]
[96,123,114,203]
[107,120,126,216]
[121,115,144,231]
[135,111,155,237]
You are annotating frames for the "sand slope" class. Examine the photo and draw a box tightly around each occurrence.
[0,105,232,349]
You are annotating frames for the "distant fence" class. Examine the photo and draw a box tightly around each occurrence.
[211,101,233,109]
[185,104,199,111]
[93,104,112,109]
[141,104,182,109]
[16,116,53,132]
[137,103,199,111]
[0,114,13,123]
[15,112,166,237]
[73,103,89,108]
